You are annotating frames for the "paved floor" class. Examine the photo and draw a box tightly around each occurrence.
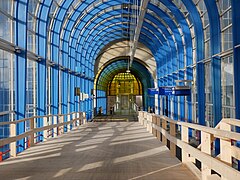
[0,122,197,180]
[93,114,138,122]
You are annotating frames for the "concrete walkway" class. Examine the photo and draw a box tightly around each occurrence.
[0,122,197,180]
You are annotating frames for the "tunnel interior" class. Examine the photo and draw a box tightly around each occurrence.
[0,0,239,159]
[95,58,155,115]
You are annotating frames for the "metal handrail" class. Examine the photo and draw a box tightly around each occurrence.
[0,112,78,126]
[0,111,15,116]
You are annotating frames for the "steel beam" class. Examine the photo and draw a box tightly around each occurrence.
[129,0,150,66]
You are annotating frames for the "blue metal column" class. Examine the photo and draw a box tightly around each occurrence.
[186,67,193,123]
[204,0,222,155]
[232,0,240,121]
[62,70,68,132]
[211,56,221,155]
[179,70,185,121]
[168,75,172,118]
[15,0,28,153]
[232,0,240,170]
[205,0,222,128]
[173,73,178,120]
[186,67,193,137]
[36,1,51,142]
[36,60,46,141]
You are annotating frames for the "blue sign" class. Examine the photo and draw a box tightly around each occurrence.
[159,86,191,96]
[172,89,191,96]
[164,87,174,95]
[148,88,159,95]
[159,87,165,95]
[159,87,174,95]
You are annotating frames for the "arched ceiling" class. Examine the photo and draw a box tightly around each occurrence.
[96,58,154,91]
[27,0,220,85]
[95,40,156,78]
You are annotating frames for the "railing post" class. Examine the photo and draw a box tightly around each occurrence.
[181,125,190,163]
[53,116,57,137]
[162,118,167,145]
[67,114,71,131]
[201,131,212,180]
[170,122,176,156]
[43,117,48,141]
[138,111,143,125]
[72,113,76,128]
[83,112,87,124]
[143,112,147,128]
[141,111,144,125]
[220,122,232,168]
[79,112,82,125]
[77,112,80,126]
[60,115,64,135]
[152,115,157,137]
[29,117,35,147]
[138,111,140,123]
[156,117,161,141]
[147,113,152,133]
[10,122,16,157]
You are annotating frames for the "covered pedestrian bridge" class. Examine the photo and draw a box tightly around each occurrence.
[0,0,240,179]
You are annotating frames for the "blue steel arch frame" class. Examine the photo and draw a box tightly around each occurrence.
[12,0,197,129]
[97,58,154,88]
[41,0,189,72]
[147,4,187,119]
[149,1,194,122]
[16,0,199,135]
[56,1,184,69]
[232,0,240,170]
[35,0,52,142]
[15,0,28,153]
[82,25,162,61]
[51,1,193,121]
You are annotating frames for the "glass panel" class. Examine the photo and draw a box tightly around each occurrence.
[222,106,235,119]
[28,0,39,15]
[0,0,13,15]
[221,9,232,29]
[205,104,213,127]
[0,13,12,42]
[205,62,213,127]
[202,12,209,27]
[0,49,14,159]
[196,0,207,14]
[217,0,231,14]
[26,59,37,118]
[27,14,35,32]
[222,26,232,51]
[204,40,211,58]
[221,55,234,118]
[0,50,12,113]
[205,62,212,103]
[192,67,197,102]
[108,73,142,96]
[204,25,210,40]
[27,31,36,52]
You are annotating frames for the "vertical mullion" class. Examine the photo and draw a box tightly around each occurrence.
[15,0,28,153]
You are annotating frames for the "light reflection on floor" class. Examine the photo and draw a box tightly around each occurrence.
[0,122,197,180]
